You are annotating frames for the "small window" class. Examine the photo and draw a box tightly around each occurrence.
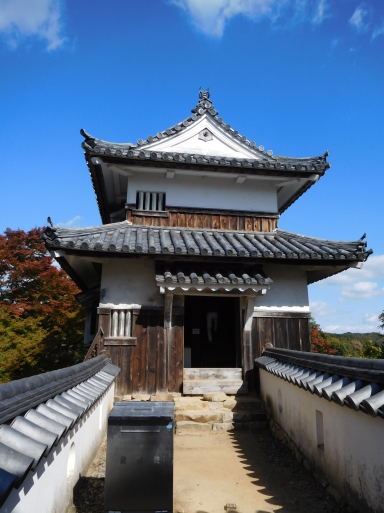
[136,191,166,211]
[110,309,132,338]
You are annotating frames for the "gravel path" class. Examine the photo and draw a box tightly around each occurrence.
[73,427,350,513]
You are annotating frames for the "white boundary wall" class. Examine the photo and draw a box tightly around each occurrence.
[1,384,115,513]
[260,369,384,513]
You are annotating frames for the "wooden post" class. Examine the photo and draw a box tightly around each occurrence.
[242,296,256,391]
[163,294,173,393]
[97,307,111,354]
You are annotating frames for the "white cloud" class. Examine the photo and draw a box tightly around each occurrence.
[57,215,81,228]
[324,323,379,334]
[341,281,384,300]
[372,20,384,40]
[312,0,327,24]
[310,300,333,318]
[325,255,384,285]
[170,0,329,37]
[349,5,368,32]
[0,0,66,50]
[364,312,380,324]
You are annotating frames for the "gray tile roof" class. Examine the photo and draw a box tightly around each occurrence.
[43,222,370,262]
[255,348,384,418]
[0,356,119,507]
[80,91,330,173]
[156,262,273,286]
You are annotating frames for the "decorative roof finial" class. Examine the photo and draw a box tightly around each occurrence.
[192,87,216,114]
[199,87,210,101]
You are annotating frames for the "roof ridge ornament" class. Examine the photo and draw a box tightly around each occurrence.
[192,87,216,115]
[199,87,210,101]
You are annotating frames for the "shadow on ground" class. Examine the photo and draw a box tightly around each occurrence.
[73,477,105,513]
[229,426,350,513]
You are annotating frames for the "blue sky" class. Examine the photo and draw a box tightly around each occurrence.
[1,0,383,333]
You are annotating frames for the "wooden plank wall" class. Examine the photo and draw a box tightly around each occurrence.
[109,308,184,396]
[251,316,311,358]
[250,316,310,390]
[127,209,278,232]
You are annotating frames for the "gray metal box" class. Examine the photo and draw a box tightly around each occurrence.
[104,401,174,513]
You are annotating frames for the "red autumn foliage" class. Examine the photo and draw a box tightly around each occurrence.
[310,321,338,355]
[0,227,85,382]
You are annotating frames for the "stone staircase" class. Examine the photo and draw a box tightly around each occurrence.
[174,393,266,434]
[183,368,248,395]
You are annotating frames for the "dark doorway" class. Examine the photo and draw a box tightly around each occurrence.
[184,296,240,368]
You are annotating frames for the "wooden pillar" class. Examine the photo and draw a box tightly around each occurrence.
[162,294,173,393]
[83,306,92,345]
[97,307,111,354]
[242,296,256,391]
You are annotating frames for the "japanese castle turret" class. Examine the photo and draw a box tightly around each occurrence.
[43,89,372,397]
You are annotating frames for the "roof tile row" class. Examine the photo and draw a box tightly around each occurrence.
[43,222,369,261]
[0,358,119,507]
[255,348,384,418]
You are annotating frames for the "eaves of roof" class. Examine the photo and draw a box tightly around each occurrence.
[42,222,371,263]
[255,347,384,419]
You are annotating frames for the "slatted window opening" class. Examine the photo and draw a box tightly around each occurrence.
[136,191,166,211]
[110,309,132,338]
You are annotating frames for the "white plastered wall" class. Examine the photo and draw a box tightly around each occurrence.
[100,258,163,309]
[127,172,278,213]
[260,370,384,513]
[1,383,115,513]
[99,261,309,312]
[254,264,310,314]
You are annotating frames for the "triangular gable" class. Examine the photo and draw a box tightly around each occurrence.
[140,114,263,159]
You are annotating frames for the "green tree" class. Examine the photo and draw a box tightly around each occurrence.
[360,340,382,359]
[0,227,86,383]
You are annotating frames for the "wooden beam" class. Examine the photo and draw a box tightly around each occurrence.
[104,337,137,346]
[253,311,311,319]
[242,296,256,391]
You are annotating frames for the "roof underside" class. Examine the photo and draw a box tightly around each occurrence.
[81,91,331,223]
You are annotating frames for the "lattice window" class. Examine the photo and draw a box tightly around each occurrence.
[110,309,132,338]
[136,191,166,211]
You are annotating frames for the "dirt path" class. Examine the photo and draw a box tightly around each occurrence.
[73,427,349,513]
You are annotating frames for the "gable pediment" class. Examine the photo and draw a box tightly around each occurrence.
[141,115,262,160]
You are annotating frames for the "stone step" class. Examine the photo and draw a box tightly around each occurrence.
[223,396,263,411]
[176,421,212,434]
[176,419,268,435]
[183,379,248,395]
[175,410,224,423]
[175,409,266,424]
[183,368,242,380]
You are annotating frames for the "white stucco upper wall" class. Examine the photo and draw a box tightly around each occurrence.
[100,258,163,309]
[254,264,310,312]
[99,260,308,312]
[127,172,278,212]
